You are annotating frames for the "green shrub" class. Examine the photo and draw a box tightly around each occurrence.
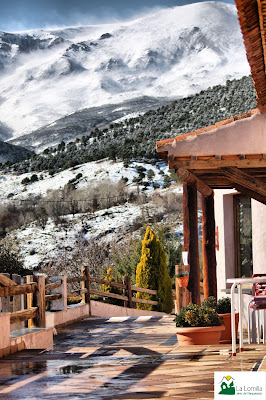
[135,226,173,313]
[21,177,30,185]
[0,237,27,275]
[217,297,231,314]
[201,296,231,314]
[102,267,122,306]
[201,296,217,310]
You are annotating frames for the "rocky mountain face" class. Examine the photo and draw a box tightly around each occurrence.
[0,1,250,149]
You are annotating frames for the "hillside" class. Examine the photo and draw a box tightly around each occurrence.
[0,141,31,164]
[8,75,256,174]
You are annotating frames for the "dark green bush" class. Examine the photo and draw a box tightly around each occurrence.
[201,296,231,314]
[201,296,217,310]
[217,297,231,314]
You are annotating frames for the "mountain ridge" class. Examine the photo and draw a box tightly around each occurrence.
[0,1,250,147]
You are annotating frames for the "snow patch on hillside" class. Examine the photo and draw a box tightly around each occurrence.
[0,159,173,200]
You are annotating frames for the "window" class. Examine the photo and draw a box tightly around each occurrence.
[234,196,253,277]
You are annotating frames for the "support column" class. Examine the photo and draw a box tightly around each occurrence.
[201,193,217,300]
[183,183,201,305]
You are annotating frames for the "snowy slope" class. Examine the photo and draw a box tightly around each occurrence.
[0,158,182,268]
[0,159,172,200]
[0,1,249,143]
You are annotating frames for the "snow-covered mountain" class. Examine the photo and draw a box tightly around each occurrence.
[0,1,249,147]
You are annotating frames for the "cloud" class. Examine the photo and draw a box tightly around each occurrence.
[0,0,235,32]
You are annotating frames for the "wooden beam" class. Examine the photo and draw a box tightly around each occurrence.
[90,277,126,289]
[184,182,201,305]
[177,168,213,196]
[221,167,266,194]
[132,297,158,306]
[10,307,38,324]
[67,276,85,283]
[90,288,128,302]
[45,280,62,292]
[233,183,266,205]
[0,273,17,287]
[201,193,217,300]
[131,286,157,295]
[221,167,266,204]
[0,282,37,298]
[169,159,266,170]
[45,293,62,302]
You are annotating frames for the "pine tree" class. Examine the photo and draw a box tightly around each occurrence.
[135,226,173,313]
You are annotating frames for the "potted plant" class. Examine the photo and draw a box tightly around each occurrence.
[175,303,225,345]
[202,297,239,344]
[175,271,189,288]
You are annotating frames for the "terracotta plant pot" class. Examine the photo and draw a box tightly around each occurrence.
[176,325,225,345]
[176,276,189,288]
[219,313,239,344]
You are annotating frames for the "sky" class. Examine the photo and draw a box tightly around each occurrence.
[0,0,235,32]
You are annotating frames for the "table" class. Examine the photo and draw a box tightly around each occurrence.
[227,277,266,356]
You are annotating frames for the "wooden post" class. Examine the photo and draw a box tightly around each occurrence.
[33,275,46,328]
[183,183,201,305]
[1,273,11,313]
[182,184,191,306]
[11,274,23,331]
[125,276,132,308]
[183,183,189,253]
[26,275,34,328]
[175,265,190,313]
[123,276,128,308]
[201,193,217,300]
[175,265,182,313]
[81,266,91,317]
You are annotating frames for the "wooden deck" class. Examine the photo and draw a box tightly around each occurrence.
[0,316,265,399]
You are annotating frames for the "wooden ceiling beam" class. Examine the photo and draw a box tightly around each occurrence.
[233,184,266,205]
[220,166,266,204]
[221,166,266,194]
[177,168,213,197]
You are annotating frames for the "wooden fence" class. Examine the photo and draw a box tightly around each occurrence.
[66,266,159,316]
[0,267,166,329]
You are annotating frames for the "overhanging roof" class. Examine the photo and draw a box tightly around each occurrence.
[235,0,266,111]
[156,111,266,203]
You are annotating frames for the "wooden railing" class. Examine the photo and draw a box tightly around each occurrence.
[66,266,159,316]
[0,267,172,329]
[0,274,46,328]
